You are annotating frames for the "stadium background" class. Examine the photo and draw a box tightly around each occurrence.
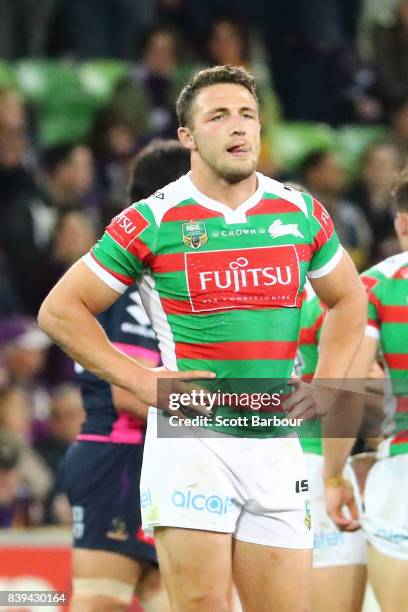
[0,0,405,609]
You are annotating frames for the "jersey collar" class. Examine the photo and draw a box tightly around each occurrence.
[184,172,265,224]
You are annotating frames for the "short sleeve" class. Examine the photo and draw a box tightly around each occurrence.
[306,197,342,279]
[83,202,156,293]
[361,273,381,339]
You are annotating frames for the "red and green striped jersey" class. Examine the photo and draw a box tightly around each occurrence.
[296,282,325,454]
[84,172,342,437]
[362,252,408,456]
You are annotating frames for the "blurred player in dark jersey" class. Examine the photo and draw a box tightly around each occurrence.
[62,140,189,612]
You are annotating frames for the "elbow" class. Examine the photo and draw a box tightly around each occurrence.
[329,281,368,330]
[37,294,61,340]
[37,299,52,337]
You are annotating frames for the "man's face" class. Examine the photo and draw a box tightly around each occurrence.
[4,345,46,380]
[185,83,261,184]
[209,22,245,65]
[362,145,400,191]
[57,146,94,198]
[146,32,177,75]
[309,153,345,196]
[50,392,85,444]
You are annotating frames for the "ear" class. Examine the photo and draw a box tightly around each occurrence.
[178,126,197,151]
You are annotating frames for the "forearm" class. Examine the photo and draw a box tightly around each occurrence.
[316,290,367,476]
[323,437,357,478]
[111,385,149,418]
[322,334,377,478]
[322,388,365,477]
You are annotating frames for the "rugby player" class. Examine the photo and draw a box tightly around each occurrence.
[39,66,367,612]
[324,168,408,612]
[297,282,367,612]
[62,140,189,612]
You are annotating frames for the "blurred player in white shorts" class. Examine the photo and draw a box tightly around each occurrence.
[297,281,367,612]
[325,169,408,612]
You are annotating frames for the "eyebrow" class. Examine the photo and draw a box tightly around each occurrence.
[204,106,257,116]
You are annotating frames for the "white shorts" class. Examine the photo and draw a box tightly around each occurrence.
[362,453,408,560]
[305,453,367,568]
[140,409,313,549]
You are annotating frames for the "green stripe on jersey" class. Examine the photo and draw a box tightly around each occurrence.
[296,286,324,454]
[362,253,408,455]
[390,442,408,456]
[167,308,301,344]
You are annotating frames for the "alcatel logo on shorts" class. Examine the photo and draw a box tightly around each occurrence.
[314,531,345,549]
[172,490,233,515]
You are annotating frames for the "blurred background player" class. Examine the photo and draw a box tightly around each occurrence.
[325,166,408,612]
[289,179,368,611]
[296,280,367,612]
[62,139,189,612]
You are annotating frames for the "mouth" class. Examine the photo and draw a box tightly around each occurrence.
[226,144,250,158]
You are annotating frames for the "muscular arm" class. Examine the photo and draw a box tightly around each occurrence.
[310,250,368,379]
[284,252,367,421]
[322,333,378,529]
[38,261,215,407]
[310,251,369,469]
[38,260,151,397]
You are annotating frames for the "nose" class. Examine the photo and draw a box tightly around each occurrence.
[229,115,246,136]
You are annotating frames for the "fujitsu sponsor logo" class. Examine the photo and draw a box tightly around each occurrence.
[106,206,149,250]
[113,212,138,234]
[185,246,301,312]
[198,256,293,293]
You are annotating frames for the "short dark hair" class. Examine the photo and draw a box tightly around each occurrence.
[392,168,408,212]
[176,65,258,128]
[42,142,81,176]
[129,139,190,201]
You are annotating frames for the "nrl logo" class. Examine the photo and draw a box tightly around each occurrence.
[268,219,303,239]
[182,221,208,249]
[304,500,312,531]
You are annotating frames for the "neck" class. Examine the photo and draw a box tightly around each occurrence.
[190,161,258,209]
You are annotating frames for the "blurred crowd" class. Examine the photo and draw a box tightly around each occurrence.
[0,0,407,528]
